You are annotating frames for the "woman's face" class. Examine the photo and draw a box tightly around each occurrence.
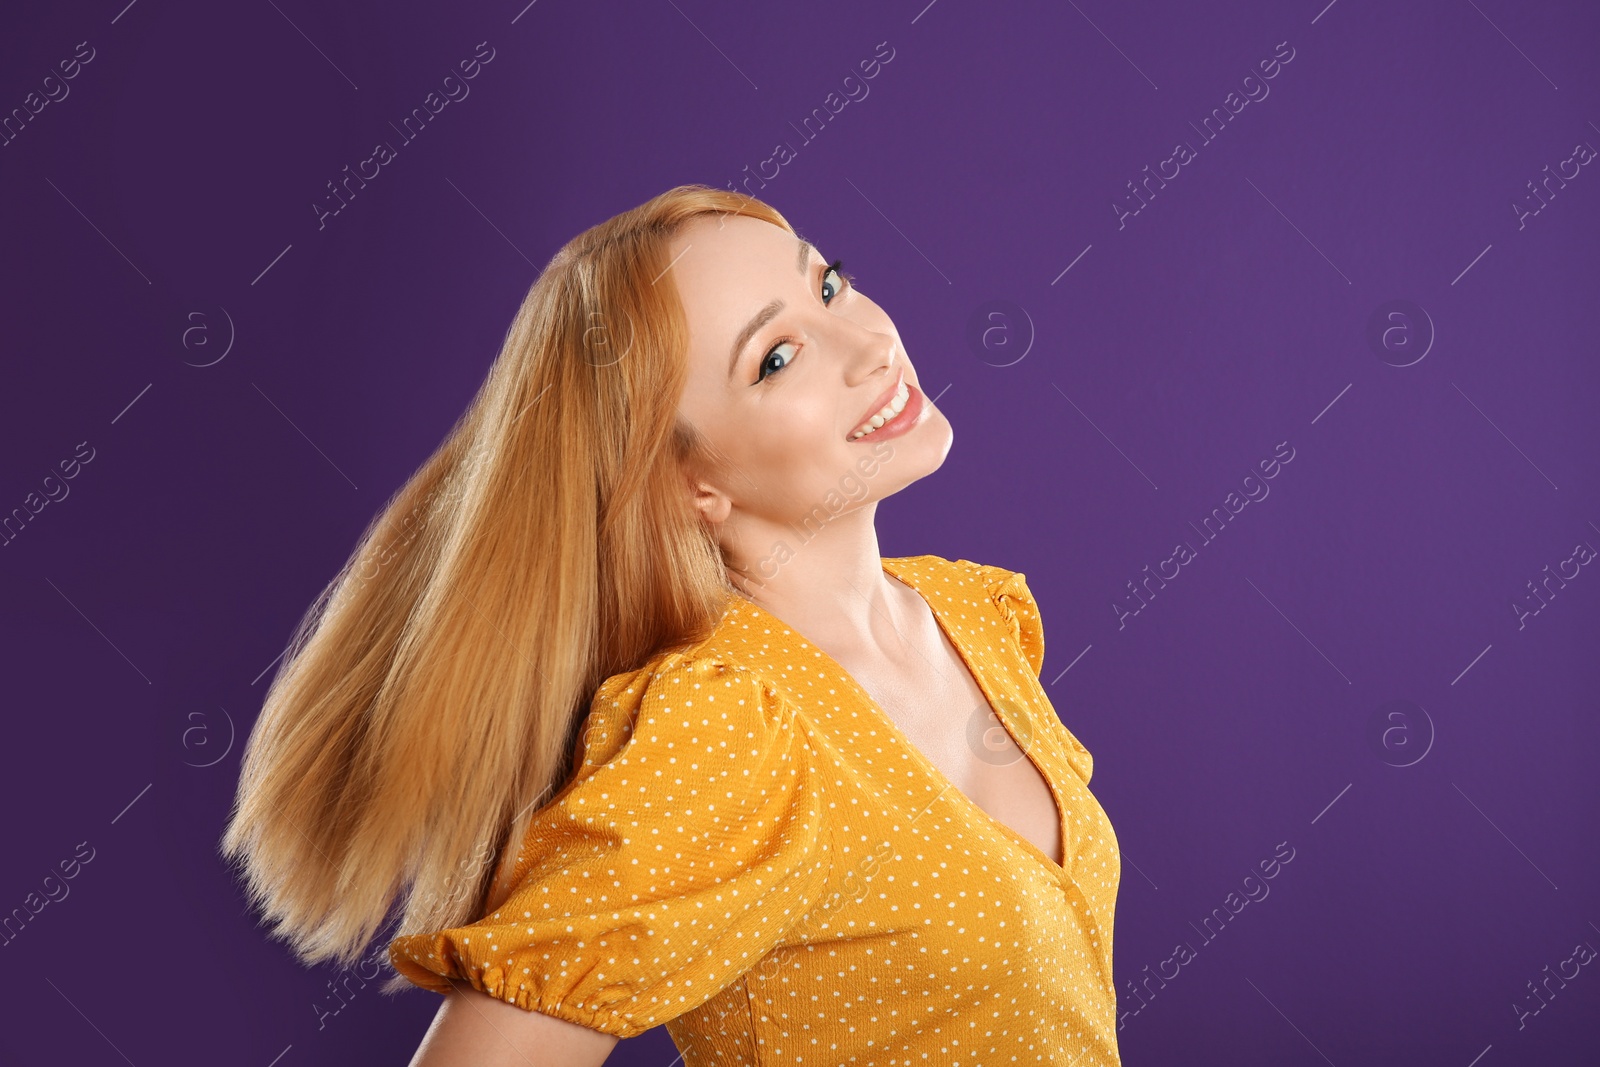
[670,214,952,552]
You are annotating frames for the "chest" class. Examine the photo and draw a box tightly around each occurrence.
[835,629,1065,868]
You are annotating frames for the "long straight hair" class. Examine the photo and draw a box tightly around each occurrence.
[219,185,795,993]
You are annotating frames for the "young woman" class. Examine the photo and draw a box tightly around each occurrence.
[221,185,1121,1066]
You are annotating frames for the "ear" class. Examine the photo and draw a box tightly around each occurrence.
[686,473,733,527]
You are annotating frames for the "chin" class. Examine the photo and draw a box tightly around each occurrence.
[921,423,954,475]
[869,419,953,497]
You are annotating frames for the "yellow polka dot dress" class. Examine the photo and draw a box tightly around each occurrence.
[389,555,1122,1065]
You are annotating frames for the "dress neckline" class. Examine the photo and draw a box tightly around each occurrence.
[729,556,1071,881]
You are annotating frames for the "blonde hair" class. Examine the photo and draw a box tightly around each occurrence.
[219,184,795,993]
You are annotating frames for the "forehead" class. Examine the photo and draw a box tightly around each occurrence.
[670,215,812,366]
[670,215,807,300]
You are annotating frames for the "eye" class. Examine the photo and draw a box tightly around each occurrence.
[822,259,851,304]
[756,340,798,383]
[754,258,852,384]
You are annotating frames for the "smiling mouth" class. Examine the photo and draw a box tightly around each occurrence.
[849,376,912,440]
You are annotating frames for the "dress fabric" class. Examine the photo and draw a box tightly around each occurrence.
[388,554,1122,1065]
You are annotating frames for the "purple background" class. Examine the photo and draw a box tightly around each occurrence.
[3,0,1597,1063]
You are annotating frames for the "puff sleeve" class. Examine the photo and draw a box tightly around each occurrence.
[386,654,833,1038]
[977,562,1096,785]
[979,564,1045,678]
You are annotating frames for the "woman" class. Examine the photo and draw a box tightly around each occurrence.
[221,185,1121,1065]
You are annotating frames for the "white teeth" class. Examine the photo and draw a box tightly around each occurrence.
[850,380,910,440]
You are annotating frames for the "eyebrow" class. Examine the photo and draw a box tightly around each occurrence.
[726,236,819,380]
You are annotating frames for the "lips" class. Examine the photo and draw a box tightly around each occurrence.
[848,369,906,439]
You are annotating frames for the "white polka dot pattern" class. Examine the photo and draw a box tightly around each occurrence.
[388,555,1122,1065]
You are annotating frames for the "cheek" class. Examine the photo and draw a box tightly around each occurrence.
[748,406,837,472]
[725,403,855,507]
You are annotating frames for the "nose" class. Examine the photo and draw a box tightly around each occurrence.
[842,319,897,387]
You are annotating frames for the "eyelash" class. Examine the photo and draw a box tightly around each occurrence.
[755,259,853,384]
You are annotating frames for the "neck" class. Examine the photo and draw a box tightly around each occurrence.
[721,503,914,653]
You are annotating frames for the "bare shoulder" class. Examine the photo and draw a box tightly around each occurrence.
[407,984,619,1067]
